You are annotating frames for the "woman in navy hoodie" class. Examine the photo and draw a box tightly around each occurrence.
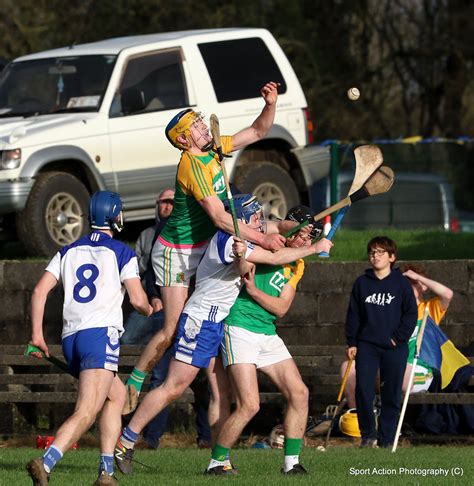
[345,236,417,448]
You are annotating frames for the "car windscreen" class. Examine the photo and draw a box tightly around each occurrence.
[0,55,116,117]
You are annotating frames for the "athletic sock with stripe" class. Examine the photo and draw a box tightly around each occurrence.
[120,425,139,449]
[125,367,147,393]
[283,437,303,472]
[99,454,114,475]
[208,444,229,469]
[42,445,63,473]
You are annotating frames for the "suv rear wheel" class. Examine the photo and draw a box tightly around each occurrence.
[17,171,90,256]
[234,162,300,219]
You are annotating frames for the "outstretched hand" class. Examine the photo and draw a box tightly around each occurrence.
[261,81,279,106]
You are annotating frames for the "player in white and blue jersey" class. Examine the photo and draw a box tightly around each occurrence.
[114,195,334,476]
[27,191,152,486]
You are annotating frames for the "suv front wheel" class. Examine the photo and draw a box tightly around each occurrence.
[234,162,300,220]
[17,171,90,256]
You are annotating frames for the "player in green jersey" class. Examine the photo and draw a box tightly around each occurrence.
[208,206,322,475]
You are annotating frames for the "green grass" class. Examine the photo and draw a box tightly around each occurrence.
[2,445,472,485]
[307,230,474,261]
[1,230,474,261]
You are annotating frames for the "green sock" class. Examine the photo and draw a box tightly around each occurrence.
[125,367,147,392]
[284,437,303,457]
[211,444,230,462]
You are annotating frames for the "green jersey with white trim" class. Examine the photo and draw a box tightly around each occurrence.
[226,259,304,335]
[160,137,232,246]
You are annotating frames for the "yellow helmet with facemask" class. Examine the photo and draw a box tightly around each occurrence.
[165,109,212,151]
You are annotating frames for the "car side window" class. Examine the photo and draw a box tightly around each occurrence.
[110,49,188,117]
[198,38,287,102]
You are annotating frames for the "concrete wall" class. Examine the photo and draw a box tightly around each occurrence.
[1,260,473,349]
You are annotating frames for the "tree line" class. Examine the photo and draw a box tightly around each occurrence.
[0,0,473,140]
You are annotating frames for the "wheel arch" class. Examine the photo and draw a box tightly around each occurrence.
[20,145,107,194]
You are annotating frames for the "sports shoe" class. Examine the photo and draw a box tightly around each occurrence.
[360,438,378,449]
[122,384,139,415]
[205,464,238,475]
[26,457,50,485]
[93,471,119,485]
[282,464,308,475]
[114,440,135,475]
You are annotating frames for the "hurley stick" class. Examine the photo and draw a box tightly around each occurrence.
[324,356,354,448]
[209,113,241,239]
[392,307,429,452]
[25,343,70,373]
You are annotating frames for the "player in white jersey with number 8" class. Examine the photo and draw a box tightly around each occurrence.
[26,191,152,486]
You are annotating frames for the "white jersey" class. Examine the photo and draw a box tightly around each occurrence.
[46,231,140,339]
[183,231,253,323]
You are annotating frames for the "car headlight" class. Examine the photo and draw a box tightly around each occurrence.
[1,149,21,169]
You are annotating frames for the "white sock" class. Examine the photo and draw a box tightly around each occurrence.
[284,455,299,472]
[208,458,226,470]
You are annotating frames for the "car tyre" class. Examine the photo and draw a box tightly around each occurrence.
[234,162,300,220]
[17,171,90,256]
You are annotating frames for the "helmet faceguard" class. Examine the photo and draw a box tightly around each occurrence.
[225,194,266,233]
[165,109,213,151]
[88,191,124,233]
[286,205,322,241]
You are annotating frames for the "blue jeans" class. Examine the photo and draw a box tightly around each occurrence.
[121,311,211,448]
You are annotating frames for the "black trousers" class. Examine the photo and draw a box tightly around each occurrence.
[355,340,408,445]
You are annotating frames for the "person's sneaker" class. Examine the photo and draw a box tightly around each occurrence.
[114,440,135,475]
[360,438,378,449]
[122,384,139,415]
[204,464,238,475]
[93,471,119,485]
[26,457,50,486]
[282,464,308,475]
[197,438,212,449]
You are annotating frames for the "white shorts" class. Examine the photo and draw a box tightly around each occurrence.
[410,363,433,393]
[221,325,291,369]
[152,239,208,287]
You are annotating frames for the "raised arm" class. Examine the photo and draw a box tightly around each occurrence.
[199,195,285,251]
[403,269,453,309]
[31,271,58,357]
[231,82,278,151]
[248,237,333,266]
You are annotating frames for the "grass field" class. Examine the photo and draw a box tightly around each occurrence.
[1,445,472,486]
[2,229,474,261]
[307,229,474,261]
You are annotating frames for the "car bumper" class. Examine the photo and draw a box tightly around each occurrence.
[0,178,34,213]
[292,144,331,186]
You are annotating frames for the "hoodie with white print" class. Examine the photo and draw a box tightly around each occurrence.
[345,267,417,349]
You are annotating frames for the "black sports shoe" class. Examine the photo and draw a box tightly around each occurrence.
[282,464,308,475]
[26,457,50,485]
[205,464,238,475]
[114,440,135,475]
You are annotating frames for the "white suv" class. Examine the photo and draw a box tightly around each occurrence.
[0,28,329,256]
